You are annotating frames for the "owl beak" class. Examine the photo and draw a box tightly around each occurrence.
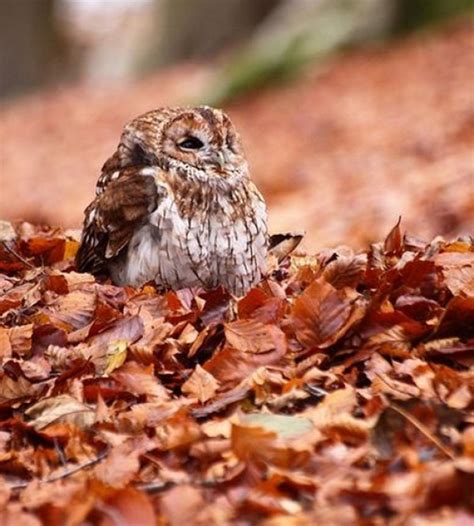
[209,151,226,170]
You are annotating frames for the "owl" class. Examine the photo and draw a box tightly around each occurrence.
[75,106,268,296]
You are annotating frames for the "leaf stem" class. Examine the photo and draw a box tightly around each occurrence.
[8,449,109,490]
[389,402,455,460]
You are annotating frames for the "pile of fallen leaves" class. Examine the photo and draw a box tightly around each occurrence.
[0,221,473,525]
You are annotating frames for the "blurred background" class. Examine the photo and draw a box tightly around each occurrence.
[0,0,473,250]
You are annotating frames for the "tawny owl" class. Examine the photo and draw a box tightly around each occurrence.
[75,106,268,295]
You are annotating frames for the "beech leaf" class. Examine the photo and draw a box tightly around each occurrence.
[291,278,366,348]
[181,364,220,403]
[104,340,128,375]
[24,394,95,430]
[224,319,287,354]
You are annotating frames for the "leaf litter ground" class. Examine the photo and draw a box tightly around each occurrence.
[0,221,473,525]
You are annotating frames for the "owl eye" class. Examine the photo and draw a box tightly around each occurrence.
[178,136,204,150]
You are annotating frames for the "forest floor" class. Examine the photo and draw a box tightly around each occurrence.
[0,221,473,525]
[0,20,473,250]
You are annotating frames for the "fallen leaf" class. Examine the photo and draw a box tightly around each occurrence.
[1,220,474,523]
[98,487,156,526]
[224,319,287,354]
[322,253,367,289]
[43,290,96,330]
[291,278,366,348]
[25,394,95,430]
[434,251,474,296]
[104,340,128,375]
[113,361,169,400]
[239,413,313,439]
[182,364,220,403]
[0,324,33,358]
[159,485,206,526]
[384,217,402,256]
[94,437,156,488]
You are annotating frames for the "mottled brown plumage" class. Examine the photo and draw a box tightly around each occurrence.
[76,106,268,295]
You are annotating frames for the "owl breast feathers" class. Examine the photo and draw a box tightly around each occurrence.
[75,106,268,295]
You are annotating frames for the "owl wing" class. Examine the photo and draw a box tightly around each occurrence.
[75,168,159,275]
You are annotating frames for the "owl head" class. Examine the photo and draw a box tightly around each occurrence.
[116,106,248,183]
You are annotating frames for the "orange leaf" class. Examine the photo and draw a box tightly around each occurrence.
[99,487,156,526]
[94,437,156,488]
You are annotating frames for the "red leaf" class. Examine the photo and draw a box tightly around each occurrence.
[238,288,286,324]
[22,237,66,264]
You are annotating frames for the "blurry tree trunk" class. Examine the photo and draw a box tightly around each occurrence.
[0,0,64,99]
[143,0,279,69]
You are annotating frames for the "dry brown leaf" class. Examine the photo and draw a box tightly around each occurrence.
[384,217,403,255]
[203,343,286,389]
[24,394,95,430]
[181,364,220,403]
[9,325,34,356]
[0,505,42,526]
[94,437,156,488]
[83,315,144,371]
[364,325,414,358]
[0,373,42,403]
[224,319,287,354]
[322,253,367,289]
[129,317,174,363]
[43,290,96,330]
[156,411,202,451]
[291,278,366,348]
[19,479,84,511]
[98,487,156,526]
[231,414,313,469]
[112,361,169,400]
[435,251,474,296]
[159,485,206,526]
[0,282,42,316]
[302,387,375,444]
[0,324,33,358]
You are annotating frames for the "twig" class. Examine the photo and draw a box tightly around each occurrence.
[375,373,456,460]
[135,480,175,493]
[389,401,455,460]
[53,438,67,467]
[135,478,219,493]
[8,449,109,490]
[1,241,35,269]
